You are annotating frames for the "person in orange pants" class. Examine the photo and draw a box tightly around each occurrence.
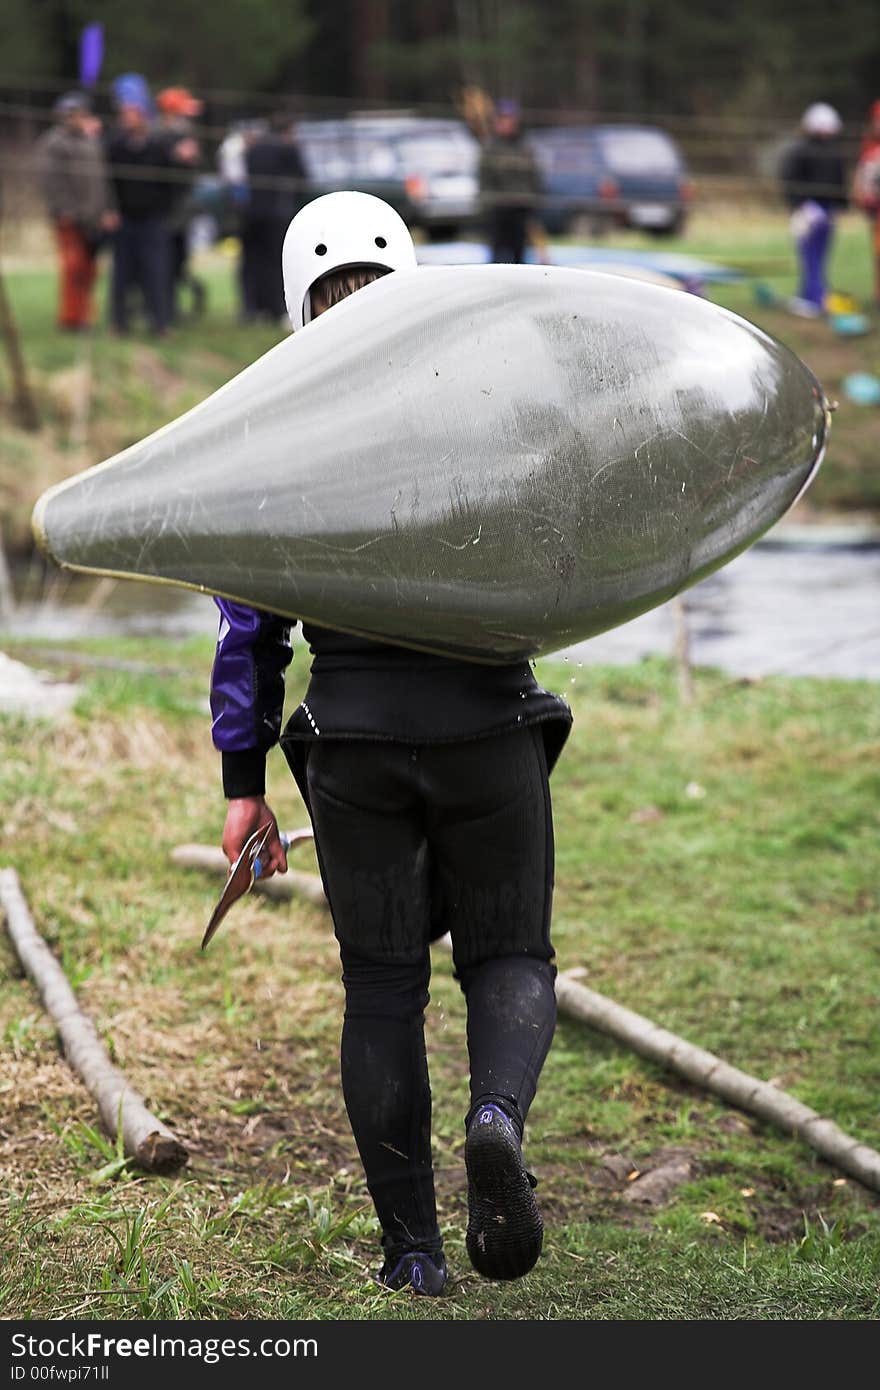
[37,93,117,330]
[54,218,98,328]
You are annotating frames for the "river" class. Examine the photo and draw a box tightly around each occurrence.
[4,529,879,682]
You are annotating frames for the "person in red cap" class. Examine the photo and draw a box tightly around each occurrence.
[853,101,880,306]
[157,87,203,121]
[156,88,203,320]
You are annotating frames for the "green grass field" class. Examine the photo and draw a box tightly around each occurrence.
[0,640,877,1320]
[1,207,879,1320]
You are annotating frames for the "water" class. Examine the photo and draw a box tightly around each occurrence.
[558,534,880,682]
[4,532,879,681]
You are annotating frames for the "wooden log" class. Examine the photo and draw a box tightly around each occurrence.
[0,868,187,1174]
[555,970,880,1193]
[170,841,329,909]
[170,848,880,1192]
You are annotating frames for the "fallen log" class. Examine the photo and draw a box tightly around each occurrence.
[169,848,880,1193]
[0,868,187,1174]
[171,837,328,909]
[555,969,880,1193]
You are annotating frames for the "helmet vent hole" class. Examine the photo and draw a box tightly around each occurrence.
[315,243,328,256]
[375,236,387,248]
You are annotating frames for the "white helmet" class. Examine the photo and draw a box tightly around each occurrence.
[282,191,417,330]
[801,102,842,137]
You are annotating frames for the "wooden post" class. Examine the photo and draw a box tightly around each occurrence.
[673,594,695,705]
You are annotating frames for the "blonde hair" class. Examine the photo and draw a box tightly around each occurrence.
[309,265,388,318]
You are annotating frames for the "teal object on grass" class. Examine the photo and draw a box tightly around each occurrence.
[830,313,870,337]
[841,372,880,406]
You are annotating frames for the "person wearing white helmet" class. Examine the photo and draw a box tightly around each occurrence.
[210,192,571,1296]
[281,190,418,328]
[780,104,848,314]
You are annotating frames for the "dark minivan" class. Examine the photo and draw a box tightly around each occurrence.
[527,124,692,236]
[295,116,481,238]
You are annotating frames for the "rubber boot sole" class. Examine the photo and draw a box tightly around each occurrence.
[465,1114,543,1280]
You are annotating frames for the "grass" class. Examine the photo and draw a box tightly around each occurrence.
[1,204,880,558]
[1,203,878,1319]
[0,640,878,1320]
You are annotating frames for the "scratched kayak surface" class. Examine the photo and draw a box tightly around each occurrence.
[33,264,829,664]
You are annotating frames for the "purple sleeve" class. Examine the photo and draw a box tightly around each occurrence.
[210,598,293,797]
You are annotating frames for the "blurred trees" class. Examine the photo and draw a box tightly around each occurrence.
[363,0,880,121]
[7,0,313,93]
[2,0,879,121]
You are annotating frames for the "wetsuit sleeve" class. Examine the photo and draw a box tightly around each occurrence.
[210,597,293,798]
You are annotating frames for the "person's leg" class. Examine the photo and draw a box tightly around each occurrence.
[429,726,556,1123]
[80,242,98,326]
[427,726,557,1277]
[799,209,831,310]
[304,741,445,1278]
[110,223,133,333]
[248,218,272,317]
[56,223,81,328]
[239,217,257,321]
[141,222,171,333]
[509,211,529,265]
[490,209,528,264]
[269,216,288,318]
[336,942,442,1261]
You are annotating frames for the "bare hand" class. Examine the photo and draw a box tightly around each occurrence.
[101,210,120,232]
[222,796,288,878]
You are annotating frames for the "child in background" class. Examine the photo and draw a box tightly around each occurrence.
[780,103,847,316]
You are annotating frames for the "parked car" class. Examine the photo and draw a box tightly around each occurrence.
[294,116,481,238]
[527,124,692,237]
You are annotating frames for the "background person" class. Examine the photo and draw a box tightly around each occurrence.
[780,102,847,315]
[478,98,543,264]
[241,112,307,322]
[106,95,195,336]
[36,92,117,331]
[155,86,204,321]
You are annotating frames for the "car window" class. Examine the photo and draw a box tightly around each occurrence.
[596,129,682,175]
[350,136,395,178]
[395,134,478,174]
[529,134,599,176]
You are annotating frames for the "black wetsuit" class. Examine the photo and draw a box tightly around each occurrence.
[211,611,571,1259]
